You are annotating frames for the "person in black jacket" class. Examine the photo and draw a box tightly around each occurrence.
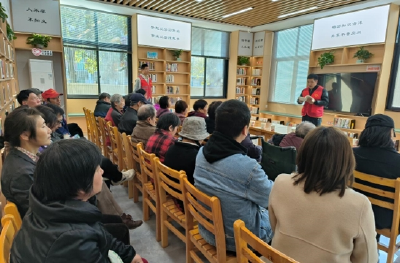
[1,107,52,218]
[94,92,111,118]
[353,114,400,237]
[118,93,149,135]
[11,139,145,263]
[205,100,222,134]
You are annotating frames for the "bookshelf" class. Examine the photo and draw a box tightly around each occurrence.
[136,46,191,108]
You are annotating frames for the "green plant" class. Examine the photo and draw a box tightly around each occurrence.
[26,34,52,48]
[0,3,8,23]
[317,51,335,69]
[6,23,16,40]
[238,56,250,65]
[353,46,373,61]
[171,49,183,58]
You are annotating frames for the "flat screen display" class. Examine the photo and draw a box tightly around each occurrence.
[317,72,378,115]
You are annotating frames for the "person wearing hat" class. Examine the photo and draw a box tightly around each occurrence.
[164,117,209,186]
[16,90,41,108]
[118,93,148,135]
[42,88,63,107]
[353,114,399,239]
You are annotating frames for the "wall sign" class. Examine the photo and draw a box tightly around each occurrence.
[11,0,61,36]
[311,5,390,50]
[137,15,191,51]
[253,31,265,56]
[32,48,41,56]
[366,65,381,72]
[238,31,253,56]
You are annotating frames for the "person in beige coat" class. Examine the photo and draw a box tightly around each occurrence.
[269,126,378,263]
[131,104,157,148]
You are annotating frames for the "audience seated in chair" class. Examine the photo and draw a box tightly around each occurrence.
[145,113,179,163]
[205,100,222,134]
[10,139,147,263]
[43,103,65,142]
[269,121,316,151]
[269,126,378,262]
[27,88,43,104]
[94,92,111,118]
[119,93,148,135]
[156,96,171,118]
[353,114,400,233]
[188,99,208,119]
[131,104,157,148]
[105,94,125,127]
[1,107,52,218]
[174,100,188,125]
[193,99,274,252]
[241,133,263,162]
[16,90,41,108]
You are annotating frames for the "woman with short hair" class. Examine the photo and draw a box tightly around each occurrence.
[105,94,125,127]
[11,139,146,263]
[174,100,188,124]
[156,96,170,118]
[269,126,378,262]
[188,99,208,119]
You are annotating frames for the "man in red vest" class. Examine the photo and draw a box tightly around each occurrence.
[297,74,329,126]
[134,64,152,101]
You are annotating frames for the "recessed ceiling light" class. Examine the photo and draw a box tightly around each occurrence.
[222,7,254,19]
[278,6,318,18]
[195,0,204,2]
[272,0,279,2]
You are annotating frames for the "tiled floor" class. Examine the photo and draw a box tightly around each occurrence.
[112,185,400,263]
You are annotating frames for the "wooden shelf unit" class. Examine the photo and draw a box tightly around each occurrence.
[136,46,191,108]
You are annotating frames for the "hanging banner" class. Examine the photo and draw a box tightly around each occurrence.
[238,31,253,57]
[253,31,265,56]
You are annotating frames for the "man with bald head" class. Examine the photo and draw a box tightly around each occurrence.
[131,104,157,148]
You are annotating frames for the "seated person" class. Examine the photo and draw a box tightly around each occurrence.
[42,88,83,138]
[145,113,179,163]
[188,99,208,119]
[153,96,161,111]
[27,88,43,104]
[118,93,148,135]
[193,100,273,252]
[156,96,170,118]
[136,88,146,96]
[131,104,157,148]
[240,133,262,162]
[11,139,146,263]
[16,89,41,108]
[269,121,316,151]
[164,117,209,185]
[43,103,65,141]
[353,114,400,233]
[94,92,111,118]
[105,94,125,127]
[123,89,145,112]
[269,127,377,262]
[174,100,188,125]
[1,107,52,217]
[205,101,222,134]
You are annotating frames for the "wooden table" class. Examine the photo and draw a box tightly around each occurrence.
[249,127,277,142]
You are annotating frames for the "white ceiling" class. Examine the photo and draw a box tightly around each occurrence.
[61,0,400,32]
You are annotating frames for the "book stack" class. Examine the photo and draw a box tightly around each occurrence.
[139,61,155,71]
[166,75,174,83]
[236,78,246,85]
[150,74,157,83]
[237,68,247,75]
[333,117,356,129]
[236,87,245,94]
[166,63,178,72]
[252,69,261,76]
[251,78,261,86]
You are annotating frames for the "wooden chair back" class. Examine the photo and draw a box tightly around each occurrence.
[234,219,298,263]
[98,118,109,156]
[130,141,143,203]
[137,143,157,185]
[107,123,122,168]
[0,215,17,263]
[183,177,234,263]
[154,157,187,247]
[4,202,21,230]
[83,107,92,141]
[121,133,134,198]
[353,170,400,263]
[89,111,101,148]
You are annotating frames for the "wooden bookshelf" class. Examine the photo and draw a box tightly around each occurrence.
[136,46,191,108]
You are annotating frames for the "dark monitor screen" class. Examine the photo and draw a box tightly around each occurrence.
[317,72,378,115]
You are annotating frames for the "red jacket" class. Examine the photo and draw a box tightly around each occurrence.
[140,75,152,99]
[301,86,325,118]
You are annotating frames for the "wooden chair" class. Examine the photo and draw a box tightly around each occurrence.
[107,123,123,169]
[137,143,161,241]
[89,111,101,149]
[0,215,17,263]
[183,177,236,263]
[154,158,188,247]
[4,202,21,231]
[121,133,135,198]
[98,118,111,157]
[353,171,400,263]
[83,107,92,142]
[130,141,144,203]
[234,219,298,263]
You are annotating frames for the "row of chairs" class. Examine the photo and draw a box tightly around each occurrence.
[0,202,22,263]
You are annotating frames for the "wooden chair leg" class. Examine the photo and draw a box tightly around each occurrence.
[123,181,128,187]
[386,239,396,263]
[133,180,139,203]
[160,210,169,248]
[186,233,194,263]
[155,201,161,242]
[143,192,150,221]
[128,180,134,199]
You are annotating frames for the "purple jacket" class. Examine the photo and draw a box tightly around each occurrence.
[240,133,262,162]
[279,132,303,152]
[156,108,170,118]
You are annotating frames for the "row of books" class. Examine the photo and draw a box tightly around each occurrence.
[333,117,356,129]
[237,78,247,85]
[139,61,155,71]
[0,60,14,79]
[1,40,13,61]
[252,88,260,95]
[151,86,156,93]
[250,106,259,114]
[236,96,246,103]
[237,68,247,75]
[251,78,261,86]
[252,69,261,76]
[166,75,175,83]
[250,97,259,105]
[166,63,178,72]
[236,87,245,94]
[150,74,157,83]
[166,86,180,94]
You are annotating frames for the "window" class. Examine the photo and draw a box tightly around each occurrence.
[387,18,400,110]
[61,6,131,97]
[190,27,229,98]
[269,25,313,104]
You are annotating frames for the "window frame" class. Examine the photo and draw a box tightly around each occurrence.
[269,25,313,105]
[387,17,400,111]
[61,6,132,99]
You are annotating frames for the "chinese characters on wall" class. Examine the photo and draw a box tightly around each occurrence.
[26,7,47,24]
[253,31,265,56]
[331,21,363,38]
[238,31,253,56]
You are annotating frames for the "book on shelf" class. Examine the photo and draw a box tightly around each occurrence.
[151,85,156,93]
[150,74,157,82]
[169,97,182,106]
[250,107,259,114]
[333,117,356,129]
[236,96,246,103]
[237,68,247,75]
[166,75,174,83]
[236,78,246,85]
[236,87,245,94]
[250,116,258,121]
[139,61,155,71]
[167,86,180,94]
[250,97,259,105]
[166,63,178,72]
[251,78,261,86]
[252,69,261,76]
[252,88,260,95]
